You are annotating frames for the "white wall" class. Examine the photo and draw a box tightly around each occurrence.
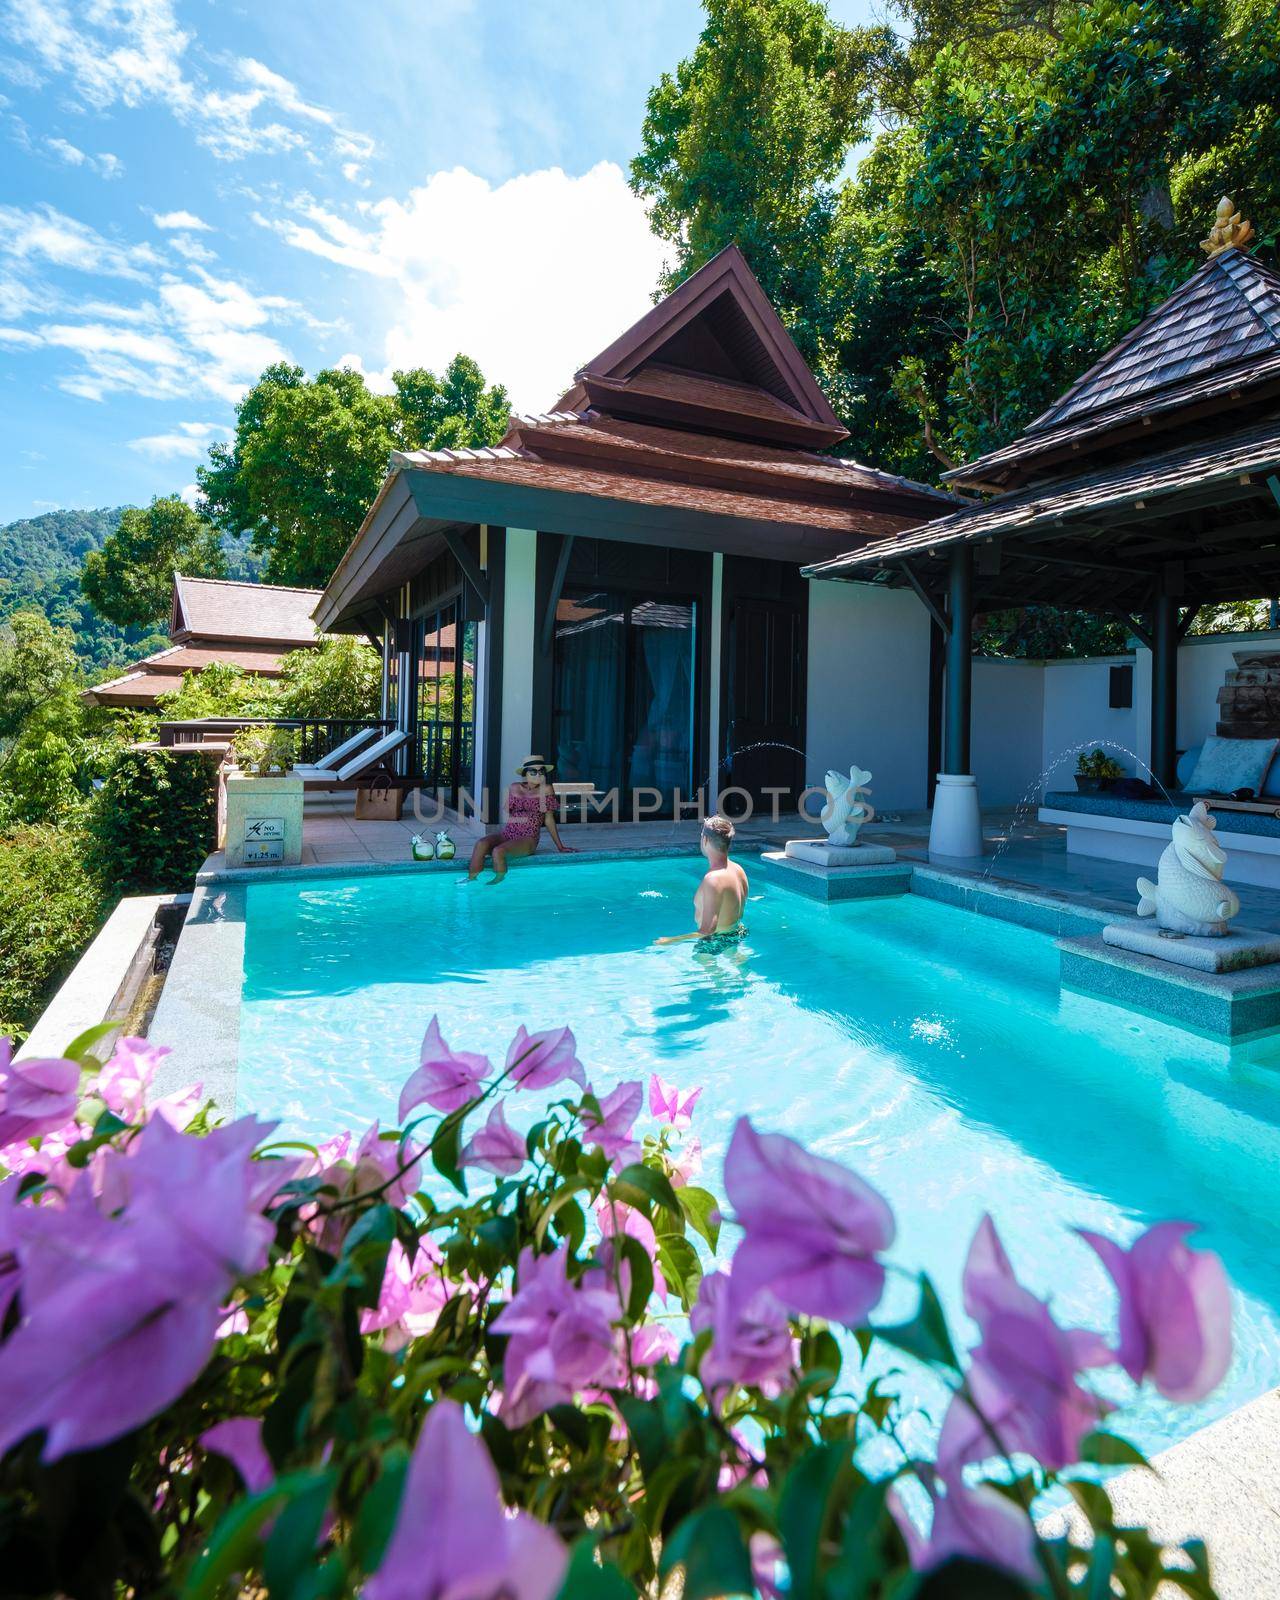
[1041,655,1136,789]
[499,528,538,790]
[806,581,932,811]
[971,660,1046,805]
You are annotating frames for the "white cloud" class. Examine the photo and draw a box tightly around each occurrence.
[0,203,160,279]
[4,0,374,165]
[46,134,83,165]
[47,137,124,178]
[153,209,211,231]
[178,483,199,507]
[168,233,215,264]
[260,162,669,410]
[128,420,229,460]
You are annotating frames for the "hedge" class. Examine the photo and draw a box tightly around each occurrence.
[90,747,219,894]
[0,821,106,1039]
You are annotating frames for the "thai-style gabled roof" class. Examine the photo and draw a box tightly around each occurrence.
[171,574,322,645]
[948,247,1280,490]
[555,244,849,449]
[805,417,1280,610]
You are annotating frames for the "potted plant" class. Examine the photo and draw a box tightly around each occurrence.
[1075,748,1125,793]
[220,725,304,867]
[231,724,298,775]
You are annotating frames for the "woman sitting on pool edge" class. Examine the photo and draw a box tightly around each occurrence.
[466,755,575,882]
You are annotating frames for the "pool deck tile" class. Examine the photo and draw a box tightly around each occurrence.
[149,881,246,1112]
[1059,934,1280,1039]
[756,850,913,901]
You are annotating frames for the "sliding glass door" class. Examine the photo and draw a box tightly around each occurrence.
[552,588,696,816]
[414,602,476,805]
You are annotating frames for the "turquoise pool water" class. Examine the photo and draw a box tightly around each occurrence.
[239,856,1280,1457]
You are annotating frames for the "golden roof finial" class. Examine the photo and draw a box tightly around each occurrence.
[1201,196,1254,257]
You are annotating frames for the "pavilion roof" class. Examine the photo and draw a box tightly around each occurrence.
[949,247,1280,490]
[172,574,322,645]
[806,417,1280,609]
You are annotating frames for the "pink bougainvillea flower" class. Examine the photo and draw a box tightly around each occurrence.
[150,1081,204,1130]
[889,1474,1038,1584]
[361,1239,453,1349]
[648,1073,702,1128]
[751,1533,786,1600]
[352,1122,422,1207]
[505,1025,585,1092]
[398,1017,491,1118]
[692,1269,794,1399]
[596,1198,668,1304]
[492,1247,621,1426]
[0,1215,223,1460]
[949,1216,1111,1473]
[0,1041,80,1152]
[367,1400,566,1600]
[97,1037,170,1122]
[582,1080,643,1169]
[723,1118,894,1327]
[1079,1222,1232,1403]
[670,1134,703,1188]
[201,1417,274,1493]
[461,1100,526,1177]
[0,1175,22,1321]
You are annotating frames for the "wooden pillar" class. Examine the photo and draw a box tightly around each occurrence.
[943,544,973,774]
[1151,584,1179,790]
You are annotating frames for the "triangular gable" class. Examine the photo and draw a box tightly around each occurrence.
[1026,246,1280,437]
[559,244,847,447]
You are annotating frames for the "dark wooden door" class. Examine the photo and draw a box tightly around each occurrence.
[724,597,805,805]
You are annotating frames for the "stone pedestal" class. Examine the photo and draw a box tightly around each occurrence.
[222,770,304,868]
[1101,915,1280,974]
[784,839,897,867]
[929,773,983,860]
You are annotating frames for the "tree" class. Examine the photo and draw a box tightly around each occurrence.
[81,495,226,630]
[275,637,381,722]
[0,609,78,747]
[197,357,510,590]
[631,0,894,363]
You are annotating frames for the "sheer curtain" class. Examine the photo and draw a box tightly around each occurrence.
[553,593,626,792]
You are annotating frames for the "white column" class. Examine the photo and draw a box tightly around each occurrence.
[499,528,538,789]
[707,552,724,810]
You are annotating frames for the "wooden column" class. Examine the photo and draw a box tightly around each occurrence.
[1151,583,1179,790]
[943,544,973,774]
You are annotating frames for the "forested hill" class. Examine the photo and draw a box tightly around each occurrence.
[0,506,263,677]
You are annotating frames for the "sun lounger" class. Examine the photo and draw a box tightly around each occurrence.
[292,724,381,778]
[301,728,410,788]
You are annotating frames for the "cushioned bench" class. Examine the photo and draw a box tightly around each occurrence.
[1039,790,1280,888]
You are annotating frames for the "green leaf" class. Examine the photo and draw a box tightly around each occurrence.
[799,1327,843,1396]
[659,1505,754,1600]
[618,1234,655,1321]
[656,1234,703,1312]
[676,1184,721,1249]
[609,1163,683,1224]
[914,1556,1036,1597]
[1084,1532,1115,1600]
[182,1471,325,1600]
[1066,1478,1114,1530]
[615,1393,667,1479]
[348,1448,408,1575]
[62,1020,120,1064]
[262,1471,334,1600]
[553,1537,637,1599]
[430,1104,471,1195]
[778,1441,856,1600]
[1079,1431,1151,1470]
[534,1177,595,1247]
[873,1274,959,1370]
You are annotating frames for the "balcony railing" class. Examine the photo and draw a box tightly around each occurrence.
[155,717,391,764]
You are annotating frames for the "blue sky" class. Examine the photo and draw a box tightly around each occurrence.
[0,0,882,523]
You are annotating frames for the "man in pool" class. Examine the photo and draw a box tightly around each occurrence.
[656,814,749,945]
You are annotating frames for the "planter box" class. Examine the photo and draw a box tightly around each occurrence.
[221,769,304,868]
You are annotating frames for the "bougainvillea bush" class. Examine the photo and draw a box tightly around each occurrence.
[0,1020,1232,1599]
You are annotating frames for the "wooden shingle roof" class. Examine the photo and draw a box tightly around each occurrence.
[949,248,1280,489]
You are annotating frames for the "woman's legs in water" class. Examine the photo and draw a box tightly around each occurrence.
[467,832,505,880]
[488,836,537,881]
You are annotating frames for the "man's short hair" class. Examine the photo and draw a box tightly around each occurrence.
[702,814,735,852]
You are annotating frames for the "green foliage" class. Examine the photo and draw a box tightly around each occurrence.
[89,747,219,894]
[1077,748,1126,778]
[0,608,78,744]
[157,658,278,721]
[0,821,105,1037]
[81,495,227,629]
[197,356,509,588]
[275,636,381,721]
[232,724,298,775]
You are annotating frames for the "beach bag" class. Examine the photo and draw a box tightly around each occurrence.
[355,776,403,820]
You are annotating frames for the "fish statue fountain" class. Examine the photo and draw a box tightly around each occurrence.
[1136,801,1241,937]
[820,766,876,847]
[434,830,456,861]
[411,835,435,862]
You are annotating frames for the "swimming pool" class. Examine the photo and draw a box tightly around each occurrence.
[237,855,1280,1458]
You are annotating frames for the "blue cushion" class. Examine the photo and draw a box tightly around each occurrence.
[1186,735,1278,796]
[1176,745,1202,789]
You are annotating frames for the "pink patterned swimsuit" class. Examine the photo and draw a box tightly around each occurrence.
[501,785,557,844]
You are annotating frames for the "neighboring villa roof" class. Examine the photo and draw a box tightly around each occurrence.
[317,245,959,631]
[85,576,323,708]
[950,246,1280,490]
[172,574,322,646]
